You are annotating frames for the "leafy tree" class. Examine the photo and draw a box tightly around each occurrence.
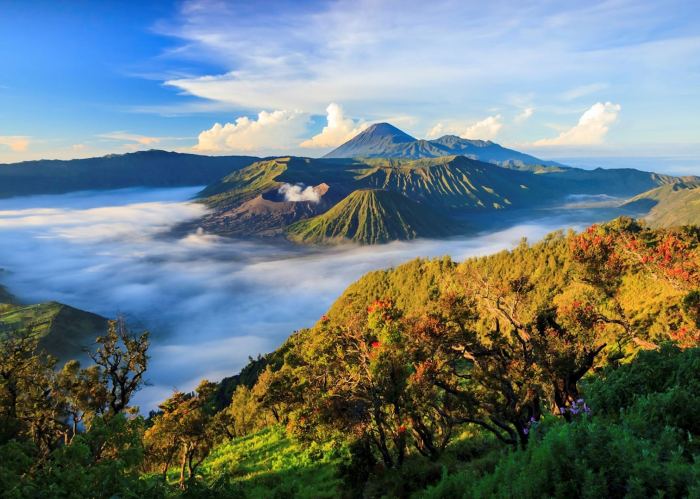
[88,318,149,418]
[145,380,218,489]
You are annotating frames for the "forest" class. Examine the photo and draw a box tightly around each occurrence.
[2,218,700,498]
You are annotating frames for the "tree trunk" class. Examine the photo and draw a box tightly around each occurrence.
[178,448,188,490]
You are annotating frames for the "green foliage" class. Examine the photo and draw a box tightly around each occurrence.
[422,420,700,499]
[196,426,347,498]
[3,222,700,497]
[0,301,108,361]
[423,346,700,499]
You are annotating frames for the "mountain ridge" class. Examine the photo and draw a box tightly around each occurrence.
[324,123,562,168]
[0,150,259,198]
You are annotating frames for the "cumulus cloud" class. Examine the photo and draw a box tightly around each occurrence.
[426,115,503,140]
[514,107,535,124]
[0,136,30,152]
[193,109,307,153]
[278,183,321,203]
[533,102,621,146]
[300,103,368,148]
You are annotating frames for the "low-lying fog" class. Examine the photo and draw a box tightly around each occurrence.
[0,187,627,409]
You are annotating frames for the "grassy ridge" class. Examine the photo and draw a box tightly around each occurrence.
[0,301,108,359]
[624,181,700,228]
[286,189,459,244]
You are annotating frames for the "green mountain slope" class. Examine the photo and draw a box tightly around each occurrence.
[0,284,14,304]
[286,189,459,244]
[0,301,109,359]
[197,426,345,498]
[0,150,258,198]
[624,181,700,227]
[193,152,686,245]
[353,156,547,209]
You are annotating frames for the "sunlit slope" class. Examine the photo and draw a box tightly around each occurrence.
[0,301,108,359]
[198,158,290,208]
[198,156,360,208]
[286,189,459,244]
[624,180,700,227]
[197,426,344,498]
[353,156,545,209]
[195,152,685,245]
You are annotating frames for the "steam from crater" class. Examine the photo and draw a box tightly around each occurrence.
[278,183,321,203]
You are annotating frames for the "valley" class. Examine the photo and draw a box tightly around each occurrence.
[0,184,633,410]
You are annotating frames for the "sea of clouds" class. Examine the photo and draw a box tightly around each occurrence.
[0,187,619,409]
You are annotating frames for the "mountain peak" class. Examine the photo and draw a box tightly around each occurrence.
[324,123,416,158]
[360,123,416,143]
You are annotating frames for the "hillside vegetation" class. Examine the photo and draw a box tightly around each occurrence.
[625,181,700,228]
[0,300,109,360]
[2,219,700,497]
[287,189,458,244]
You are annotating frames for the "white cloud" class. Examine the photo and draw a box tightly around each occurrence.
[193,109,308,153]
[100,132,161,146]
[278,183,321,203]
[514,107,535,124]
[533,102,621,146]
[427,115,503,140]
[561,83,608,101]
[0,136,29,152]
[300,103,368,148]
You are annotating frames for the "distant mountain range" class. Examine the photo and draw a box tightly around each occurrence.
[324,122,563,169]
[194,152,686,244]
[1,123,698,244]
[0,150,258,198]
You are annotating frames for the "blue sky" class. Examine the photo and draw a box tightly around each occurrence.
[1,0,699,174]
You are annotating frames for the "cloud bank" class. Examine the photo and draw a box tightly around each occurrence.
[0,187,628,410]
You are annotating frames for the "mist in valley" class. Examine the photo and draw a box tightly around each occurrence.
[0,187,629,409]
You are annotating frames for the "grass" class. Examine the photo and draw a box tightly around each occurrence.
[197,426,347,498]
[0,301,108,360]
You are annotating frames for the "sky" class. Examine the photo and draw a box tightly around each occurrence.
[1,0,699,173]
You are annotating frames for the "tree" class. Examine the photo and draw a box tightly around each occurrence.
[0,327,64,453]
[285,300,464,467]
[145,380,218,489]
[88,318,149,418]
